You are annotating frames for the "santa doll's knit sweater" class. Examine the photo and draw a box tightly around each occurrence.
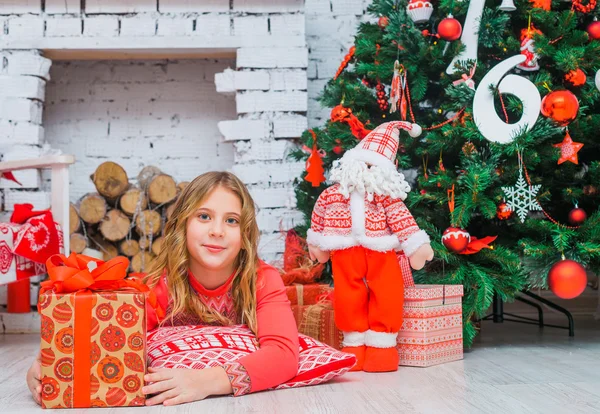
[307,183,430,256]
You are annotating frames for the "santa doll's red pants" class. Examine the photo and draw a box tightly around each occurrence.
[331,246,404,348]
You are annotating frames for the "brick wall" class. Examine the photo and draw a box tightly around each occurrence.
[44,59,237,200]
[0,0,371,271]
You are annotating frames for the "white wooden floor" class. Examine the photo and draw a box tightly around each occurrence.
[1,315,599,414]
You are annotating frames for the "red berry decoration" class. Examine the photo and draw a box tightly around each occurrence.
[442,227,470,253]
[587,20,600,40]
[437,15,462,41]
[568,207,587,225]
[548,259,587,299]
[496,202,512,220]
[378,16,389,28]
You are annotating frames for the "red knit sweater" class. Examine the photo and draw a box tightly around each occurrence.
[146,262,299,396]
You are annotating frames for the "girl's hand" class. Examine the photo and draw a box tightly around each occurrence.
[26,353,42,406]
[143,366,233,406]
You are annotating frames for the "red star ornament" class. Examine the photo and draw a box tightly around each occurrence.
[553,131,584,165]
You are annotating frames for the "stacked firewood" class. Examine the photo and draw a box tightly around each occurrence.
[68,162,188,272]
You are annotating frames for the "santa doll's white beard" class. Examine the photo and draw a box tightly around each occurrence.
[329,159,411,201]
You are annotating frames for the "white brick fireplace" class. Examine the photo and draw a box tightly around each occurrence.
[0,0,309,264]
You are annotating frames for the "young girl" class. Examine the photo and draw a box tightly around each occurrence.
[26,171,300,406]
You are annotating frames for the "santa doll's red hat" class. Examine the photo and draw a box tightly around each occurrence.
[341,121,421,170]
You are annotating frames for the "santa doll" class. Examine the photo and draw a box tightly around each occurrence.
[307,121,434,372]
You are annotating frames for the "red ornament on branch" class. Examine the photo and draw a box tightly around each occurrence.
[437,15,462,41]
[304,130,326,187]
[548,258,587,299]
[541,90,579,126]
[553,131,584,165]
[588,20,600,40]
[378,16,389,28]
[564,69,587,87]
[496,202,512,220]
[442,227,471,253]
[568,206,587,225]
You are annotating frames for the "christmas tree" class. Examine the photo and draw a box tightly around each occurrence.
[292,0,600,346]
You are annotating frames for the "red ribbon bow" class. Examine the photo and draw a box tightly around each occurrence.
[39,253,161,314]
[452,63,477,90]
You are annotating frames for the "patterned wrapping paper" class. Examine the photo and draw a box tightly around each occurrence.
[291,304,343,350]
[38,290,147,408]
[285,284,332,306]
[398,284,464,367]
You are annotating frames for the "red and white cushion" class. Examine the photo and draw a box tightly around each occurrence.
[146,325,356,394]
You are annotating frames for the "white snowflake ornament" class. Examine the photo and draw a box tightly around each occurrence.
[501,168,541,223]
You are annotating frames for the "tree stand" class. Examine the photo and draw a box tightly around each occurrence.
[479,290,574,337]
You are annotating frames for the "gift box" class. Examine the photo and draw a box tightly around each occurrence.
[397,284,464,367]
[285,283,332,306]
[291,303,343,350]
[38,254,152,409]
[286,284,342,350]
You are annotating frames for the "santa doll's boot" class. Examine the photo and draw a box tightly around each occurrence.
[363,346,399,372]
[341,345,366,371]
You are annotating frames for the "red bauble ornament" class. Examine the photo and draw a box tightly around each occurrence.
[333,145,344,155]
[564,69,587,87]
[548,259,587,299]
[587,20,600,40]
[568,207,587,225]
[496,202,512,220]
[442,227,470,253]
[437,15,462,41]
[541,90,579,126]
[378,16,389,28]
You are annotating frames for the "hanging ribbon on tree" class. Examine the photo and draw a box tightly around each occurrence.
[334,46,355,80]
[389,61,408,119]
[330,104,371,139]
[304,130,326,187]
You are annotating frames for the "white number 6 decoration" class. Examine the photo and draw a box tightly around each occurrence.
[446,0,485,75]
[472,55,541,144]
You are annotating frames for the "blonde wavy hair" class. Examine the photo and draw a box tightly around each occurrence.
[144,171,261,333]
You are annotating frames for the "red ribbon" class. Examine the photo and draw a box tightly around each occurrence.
[452,63,477,90]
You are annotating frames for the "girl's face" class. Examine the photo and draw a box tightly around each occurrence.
[186,186,242,276]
